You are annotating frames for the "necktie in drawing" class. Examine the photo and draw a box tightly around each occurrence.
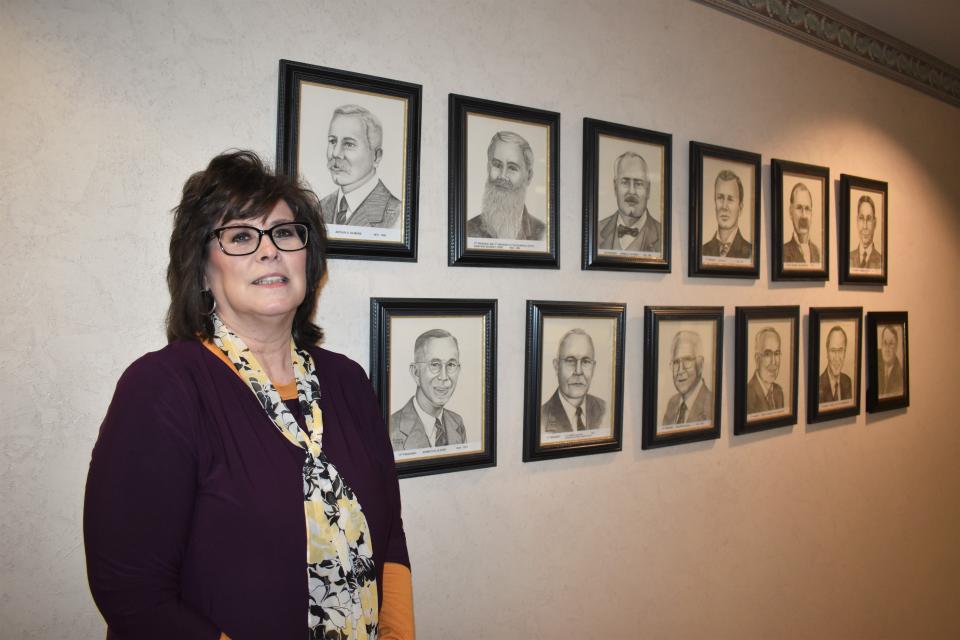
[833,382,838,400]
[617,225,639,238]
[766,389,774,408]
[336,197,349,225]
[677,401,687,424]
[862,251,868,266]
[433,417,447,447]
[719,242,731,257]
[576,406,586,431]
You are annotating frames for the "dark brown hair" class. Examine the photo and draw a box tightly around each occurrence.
[165,150,327,346]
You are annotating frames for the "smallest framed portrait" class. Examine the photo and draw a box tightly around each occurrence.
[734,306,800,434]
[522,300,626,462]
[370,297,497,478]
[581,118,671,272]
[276,60,421,261]
[770,159,830,281]
[448,94,559,269]
[642,306,724,449]
[866,311,909,413]
[688,141,761,279]
[807,307,863,423]
[839,174,888,285]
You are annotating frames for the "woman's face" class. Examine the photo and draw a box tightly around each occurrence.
[205,200,308,333]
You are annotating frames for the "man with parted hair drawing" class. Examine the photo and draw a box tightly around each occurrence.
[389,329,466,450]
[320,104,401,228]
[662,330,714,426]
[782,182,821,264]
[746,327,785,414]
[702,169,752,259]
[849,194,882,269]
[541,329,606,432]
[819,326,852,403]
[597,151,661,253]
[466,130,545,240]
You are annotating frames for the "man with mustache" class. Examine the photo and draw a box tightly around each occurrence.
[466,131,545,240]
[662,331,714,427]
[849,195,882,270]
[319,104,401,228]
[818,326,852,403]
[878,325,904,397]
[541,329,606,433]
[702,170,753,259]
[746,327,785,415]
[390,329,466,450]
[597,151,661,253]
[782,183,821,265]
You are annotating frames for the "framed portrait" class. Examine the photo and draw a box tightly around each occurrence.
[771,159,830,281]
[277,60,420,261]
[448,94,559,268]
[370,298,496,478]
[688,142,761,278]
[734,306,800,434]
[581,118,671,272]
[522,301,626,462]
[807,307,863,423]
[839,174,888,285]
[642,306,724,449]
[866,311,909,413]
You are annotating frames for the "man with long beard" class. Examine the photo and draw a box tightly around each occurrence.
[466,131,545,240]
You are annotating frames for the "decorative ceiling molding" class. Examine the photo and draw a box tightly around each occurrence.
[694,0,960,108]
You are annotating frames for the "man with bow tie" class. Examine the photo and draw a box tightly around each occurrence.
[597,151,661,254]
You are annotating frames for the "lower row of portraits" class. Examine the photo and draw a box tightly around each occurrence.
[370,299,909,477]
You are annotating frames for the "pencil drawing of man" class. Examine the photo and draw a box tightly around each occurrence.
[662,330,713,426]
[849,194,882,270]
[541,329,606,432]
[746,327,785,415]
[782,182,821,264]
[597,151,661,253]
[819,326,852,403]
[702,169,752,259]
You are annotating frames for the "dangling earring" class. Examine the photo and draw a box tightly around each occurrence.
[201,289,217,315]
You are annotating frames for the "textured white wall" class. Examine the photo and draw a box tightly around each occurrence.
[2,1,959,638]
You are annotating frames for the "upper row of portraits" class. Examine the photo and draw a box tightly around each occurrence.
[276,60,888,285]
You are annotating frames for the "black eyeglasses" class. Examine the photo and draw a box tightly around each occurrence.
[209,222,309,256]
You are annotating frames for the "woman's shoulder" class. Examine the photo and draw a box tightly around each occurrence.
[117,340,209,395]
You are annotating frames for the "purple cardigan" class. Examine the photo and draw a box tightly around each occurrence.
[84,340,409,639]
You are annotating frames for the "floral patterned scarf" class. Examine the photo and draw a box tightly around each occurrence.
[211,314,379,639]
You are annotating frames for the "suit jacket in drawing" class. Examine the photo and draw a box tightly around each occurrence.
[465,206,545,241]
[597,210,661,252]
[782,237,821,264]
[389,397,466,451]
[878,354,904,396]
[662,383,713,427]
[540,389,606,433]
[702,229,753,259]
[848,245,882,269]
[320,179,401,228]
[745,372,785,414]
[818,369,852,403]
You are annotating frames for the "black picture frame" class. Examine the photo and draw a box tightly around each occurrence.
[770,159,830,281]
[277,59,420,261]
[642,306,724,449]
[839,174,888,285]
[866,311,910,413]
[522,300,627,462]
[448,94,560,269]
[581,118,671,272]
[689,142,761,278]
[370,297,497,478]
[734,306,800,434]
[807,307,863,423]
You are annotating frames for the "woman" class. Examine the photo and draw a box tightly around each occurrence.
[84,151,414,639]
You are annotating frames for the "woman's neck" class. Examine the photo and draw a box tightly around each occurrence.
[219,312,295,384]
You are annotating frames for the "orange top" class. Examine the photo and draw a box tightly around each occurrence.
[203,341,414,639]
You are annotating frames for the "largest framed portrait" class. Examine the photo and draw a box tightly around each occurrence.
[448,94,560,269]
[370,298,497,478]
[642,306,724,449]
[277,60,420,261]
[522,300,626,462]
[581,118,671,272]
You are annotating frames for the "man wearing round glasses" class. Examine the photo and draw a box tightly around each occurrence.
[390,329,466,450]
[541,329,606,433]
[746,327,785,416]
[662,330,713,427]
